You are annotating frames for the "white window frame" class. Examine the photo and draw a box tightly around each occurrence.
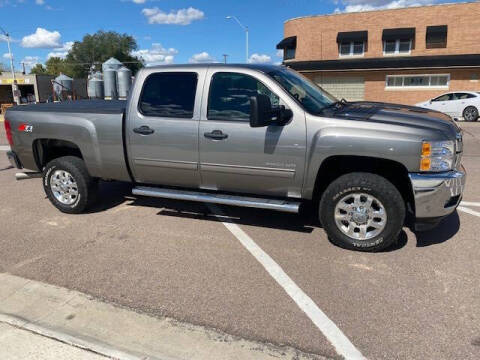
[339,41,365,58]
[383,39,412,56]
[385,74,450,90]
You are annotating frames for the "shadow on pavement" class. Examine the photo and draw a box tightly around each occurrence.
[86,181,134,213]
[414,211,460,247]
[0,165,14,171]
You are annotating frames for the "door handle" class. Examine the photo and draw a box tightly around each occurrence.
[133,126,155,135]
[204,130,228,140]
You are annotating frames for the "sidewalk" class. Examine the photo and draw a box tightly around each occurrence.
[0,273,325,360]
[0,322,106,360]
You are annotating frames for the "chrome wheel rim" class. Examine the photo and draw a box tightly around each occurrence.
[50,170,79,205]
[334,193,387,241]
[465,108,477,121]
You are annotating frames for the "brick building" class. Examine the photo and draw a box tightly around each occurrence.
[277,1,480,105]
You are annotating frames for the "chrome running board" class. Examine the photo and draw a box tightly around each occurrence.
[132,186,301,213]
[15,172,42,181]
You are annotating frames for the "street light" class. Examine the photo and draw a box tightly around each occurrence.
[0,26,20,105]
[226,16,249,63]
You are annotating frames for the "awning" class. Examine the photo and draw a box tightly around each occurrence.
[426,25,448,43]
[336,31,368,43]
[285,54,480,72]
[382,28,415,41]
[276,36,297,49]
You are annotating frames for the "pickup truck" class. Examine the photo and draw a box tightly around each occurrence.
[4,64,466,252]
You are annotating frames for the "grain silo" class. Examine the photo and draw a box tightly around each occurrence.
[117,66,132,99]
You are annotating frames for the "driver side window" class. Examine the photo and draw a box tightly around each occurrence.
[207,72,280,121]
[432,94,453,102]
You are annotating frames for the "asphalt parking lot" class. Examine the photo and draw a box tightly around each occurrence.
[1,121,479,360]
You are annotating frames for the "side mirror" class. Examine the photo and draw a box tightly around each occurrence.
[250,94,272,128]
[250,94,293,128]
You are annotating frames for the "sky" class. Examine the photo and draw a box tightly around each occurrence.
[0,0,470,73]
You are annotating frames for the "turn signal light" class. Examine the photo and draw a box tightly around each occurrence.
[420,158,431,171]
[422,142,431,157]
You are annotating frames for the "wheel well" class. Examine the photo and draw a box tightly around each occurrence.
[33,139,83,170]
[312,155,414,211]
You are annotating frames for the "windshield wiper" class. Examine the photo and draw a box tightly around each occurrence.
[323,98,348,111]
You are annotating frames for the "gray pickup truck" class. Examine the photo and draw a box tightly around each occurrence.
[5,64,465,251]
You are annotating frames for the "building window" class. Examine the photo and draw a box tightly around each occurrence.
[276,36,297,61]
[284,48,296,60]
[426,25,447,49]
[339,41,365,57]
[384,39,412,55]
[385,74,450,89]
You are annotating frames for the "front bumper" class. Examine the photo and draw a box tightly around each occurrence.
[409,165,466,219]
[6,150,23,169]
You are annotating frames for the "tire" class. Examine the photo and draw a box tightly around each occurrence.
[319,172,405,252]
[463,106,479,122]
[43,156,98,214]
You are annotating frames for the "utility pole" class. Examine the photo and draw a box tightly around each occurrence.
[0,27,20,105]
[226,16,249,63]
[223,54,228,64]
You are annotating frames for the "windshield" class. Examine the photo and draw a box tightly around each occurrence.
[267,68,337,115]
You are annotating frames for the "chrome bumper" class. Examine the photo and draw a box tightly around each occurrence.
[409,165,466,219]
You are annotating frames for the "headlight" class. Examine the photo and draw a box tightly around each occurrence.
[420,140,455,172]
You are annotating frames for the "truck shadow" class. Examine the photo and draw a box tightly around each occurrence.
[414,211,461,247]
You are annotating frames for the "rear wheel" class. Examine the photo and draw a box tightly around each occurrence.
[463,106,479,122]
[43,156,98,214]
[319,172,405,252]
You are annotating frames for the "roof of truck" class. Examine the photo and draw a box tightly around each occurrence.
[143,63,283,72]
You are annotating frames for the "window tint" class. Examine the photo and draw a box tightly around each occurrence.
[384,40,396,53]
[139,72,198,118]
[208,72,279,121]
[433,94,453,102]
[454,93,476,100]
[285,48,296,60]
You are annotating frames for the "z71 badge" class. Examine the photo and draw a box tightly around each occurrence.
[18,124,33,133]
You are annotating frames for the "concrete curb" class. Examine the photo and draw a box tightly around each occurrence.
[0,273,327,360]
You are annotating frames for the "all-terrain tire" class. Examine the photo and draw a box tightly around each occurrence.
[43,156,98,214]
[319,172,405,252]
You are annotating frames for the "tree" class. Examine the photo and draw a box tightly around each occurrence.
[45,57,70,77]
[30,63,47,75]
[65,31,143,78]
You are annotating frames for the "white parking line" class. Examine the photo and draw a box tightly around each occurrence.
[457,206,480,218]
[208,204,365,360]
[460,201,480,208]
[0,146,10,152]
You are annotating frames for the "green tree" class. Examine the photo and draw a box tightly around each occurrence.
[30,63,48,75]
[45,57,70,77]
[65,31,143,78]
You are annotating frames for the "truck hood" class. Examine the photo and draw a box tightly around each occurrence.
[329,101,460,138]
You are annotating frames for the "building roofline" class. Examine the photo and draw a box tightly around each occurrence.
[284,1,478,24]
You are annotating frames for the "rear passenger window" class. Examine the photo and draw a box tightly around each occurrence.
[208,72,279,121]
[139,72,197,118]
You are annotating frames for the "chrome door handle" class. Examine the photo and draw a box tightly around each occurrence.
[204,130,228,140]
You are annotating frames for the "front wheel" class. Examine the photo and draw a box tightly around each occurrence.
[319,172,405,252]
[43,156,98,214]
[463,106,479,122]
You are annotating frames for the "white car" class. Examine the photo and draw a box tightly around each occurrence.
[415,91,480,122]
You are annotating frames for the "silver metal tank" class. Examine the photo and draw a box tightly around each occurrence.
[87,74,96,98]
[88,72,104,99]
[54,73,73,96]
[102,57,123,72]
[103,68,117,100]
[117,66,132,99]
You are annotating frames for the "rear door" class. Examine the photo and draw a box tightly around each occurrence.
[198,69,306,198]
[127,69,206,187]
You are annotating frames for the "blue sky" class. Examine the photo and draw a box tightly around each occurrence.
[0,0,467,72]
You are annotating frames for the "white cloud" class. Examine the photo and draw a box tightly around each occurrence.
[335,0,437,13]
[21,28,61,48]
[142,7,204,25]
[133,0,146,3]
[189,52,217,64]
[3,53,12,59]
[21,56,41,72]
[47,41,73,59]
[248,54,272,64]
[132,43,178,65]
[35,0,45,4]
[276,49,284,58]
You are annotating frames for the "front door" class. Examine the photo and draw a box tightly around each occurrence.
[128,70,205,187]
[199,70,306,198]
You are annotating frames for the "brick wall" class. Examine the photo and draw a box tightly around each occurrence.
[284,2,480,61]
[303,68,480,105]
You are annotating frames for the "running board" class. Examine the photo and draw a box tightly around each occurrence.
[132,186,301,213]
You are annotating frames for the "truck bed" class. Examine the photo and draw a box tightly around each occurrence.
[8,100,127,115]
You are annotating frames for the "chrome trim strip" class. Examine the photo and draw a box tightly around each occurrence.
[200,163,296,179]
[132,186,301,213]
[134,158,198,170]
